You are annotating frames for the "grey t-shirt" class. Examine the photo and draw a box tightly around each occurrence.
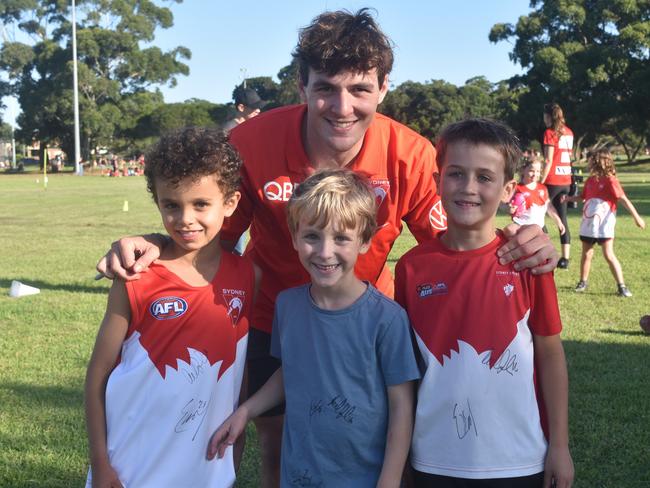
[271,283,420,487]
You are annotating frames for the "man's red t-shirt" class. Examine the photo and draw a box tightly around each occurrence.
[223,105,444,332]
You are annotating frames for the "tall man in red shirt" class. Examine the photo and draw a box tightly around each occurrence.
[97,9,557,487]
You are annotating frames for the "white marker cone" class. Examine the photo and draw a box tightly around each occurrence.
[9,280,41,298]
[123,200,129,212]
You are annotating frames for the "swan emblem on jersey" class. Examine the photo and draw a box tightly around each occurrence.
[503,283,514,297]
[222,289,246,326]
[370,178,390,227]
[149,296,188,320]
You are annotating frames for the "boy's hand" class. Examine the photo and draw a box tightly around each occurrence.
[91,463,124,488]
[543,444,574,488]
[499,224,559,274]
[206,407,249,460]
[95,234,164,280]
[636,216,646,229]
[558,222,566,235]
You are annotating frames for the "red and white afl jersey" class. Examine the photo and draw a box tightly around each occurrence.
[579,175,624,239]
[511,183,550,228]
[395,234,562,479]
[543,127,574,186]
[86,252,254,488]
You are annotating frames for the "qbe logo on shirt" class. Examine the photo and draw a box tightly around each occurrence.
[149,296,188,320]
[263,177,298,202]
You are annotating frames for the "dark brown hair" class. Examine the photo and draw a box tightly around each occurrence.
[544,103,566,137]
[144,127,241,202]
[293,8,394,85]
[436,118,522,182]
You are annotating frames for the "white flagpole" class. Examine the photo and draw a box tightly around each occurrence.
[72,0,82,175]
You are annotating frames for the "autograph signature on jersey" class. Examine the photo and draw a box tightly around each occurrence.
[453,399,478,439]
[482,348,519,376]
[175,394,212,441]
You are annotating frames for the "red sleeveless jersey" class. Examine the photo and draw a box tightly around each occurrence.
[86,252,254,488]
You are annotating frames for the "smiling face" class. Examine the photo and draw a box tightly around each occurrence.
[522,161,542,185]
[291,217,370,295]
[300,68,388,167]
[155,175,239,255]
[439,142,516,238]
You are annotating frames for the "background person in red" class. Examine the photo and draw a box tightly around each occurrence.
[97,9,558,487]
[564,148,645,297]
[542,103,574,269]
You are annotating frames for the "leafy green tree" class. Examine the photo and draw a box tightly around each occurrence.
[126,98,226,155]
[490,0,650,161]
[0,121,12,140]
[275,59,301,107]
[459,76,495,118]
[381,80,466,141]
[0,0,190,161]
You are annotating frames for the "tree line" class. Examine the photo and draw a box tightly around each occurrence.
[1,0,648,163]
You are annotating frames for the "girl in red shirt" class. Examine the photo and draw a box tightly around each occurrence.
[542,103,574,268]
[565,148,645,296]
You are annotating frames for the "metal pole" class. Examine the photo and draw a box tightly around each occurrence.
[11,125,16,169]
[72,0,82,175]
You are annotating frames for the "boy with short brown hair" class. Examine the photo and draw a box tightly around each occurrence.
[396,119,574,488]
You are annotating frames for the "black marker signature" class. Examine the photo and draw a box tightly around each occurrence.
[327,395,355,424]
[309,400,323,419]
[175,397,210,440]
[453,399,478,439]
[290,469,323,487]
[181,350,209,384]
[482,348,519,376]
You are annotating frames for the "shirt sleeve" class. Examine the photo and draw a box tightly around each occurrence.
[609,176,625,200]
[403,142,444,243]
[527,271,562,336]
[377,303,420,386]
[543,129,556,147]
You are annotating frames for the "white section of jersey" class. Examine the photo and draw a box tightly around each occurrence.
[86,332,247,488]
[580,197,617,238]
[513,202,548,228]
[411,311,547,479]
[558,135,573,151]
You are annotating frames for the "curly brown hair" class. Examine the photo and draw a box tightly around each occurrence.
[293,8,394,85]
[436,118,522,182]
[144,127,242,202]
[587,148,616,177]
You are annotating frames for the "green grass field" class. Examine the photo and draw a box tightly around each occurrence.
[0,171,648,487]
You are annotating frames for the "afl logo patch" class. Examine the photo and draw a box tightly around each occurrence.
[149,296,188,320]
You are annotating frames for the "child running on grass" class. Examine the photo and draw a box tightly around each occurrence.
[396,118,574,488]
[564,148,645,296]
[208,168,419,487]
[510,157,566,236]
[85,127,259,488]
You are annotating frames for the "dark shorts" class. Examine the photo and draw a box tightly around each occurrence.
[413,470,544,488]
[247,327,285,417]
[580,235,611,245]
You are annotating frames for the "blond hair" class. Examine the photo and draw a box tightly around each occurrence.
[287,168,377,243]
